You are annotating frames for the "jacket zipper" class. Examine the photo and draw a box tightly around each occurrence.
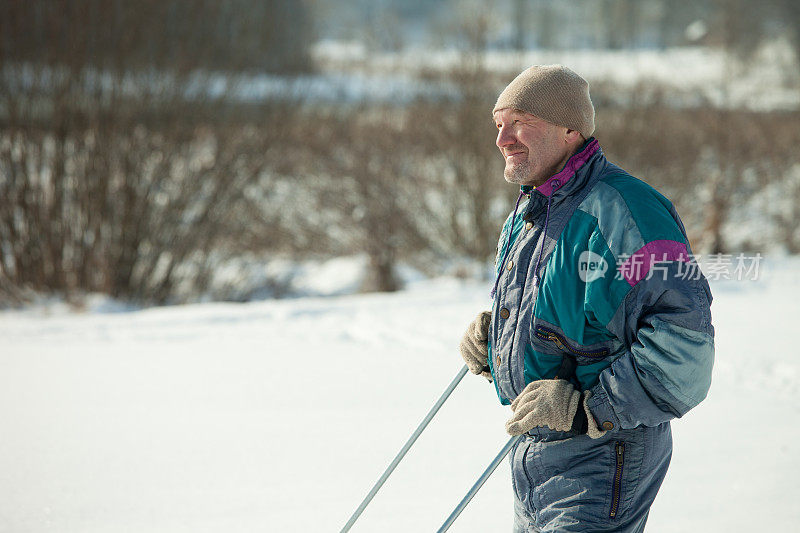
[609,441,625,519]
[534,325,609,358]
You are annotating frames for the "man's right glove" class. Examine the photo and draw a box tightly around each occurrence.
[459,311,493,382]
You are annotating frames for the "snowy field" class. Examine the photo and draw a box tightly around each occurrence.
[11,41,795,115]
[1,258,799,532]
[310,40,800,111]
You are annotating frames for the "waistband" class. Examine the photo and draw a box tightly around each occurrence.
[524,426,580,442]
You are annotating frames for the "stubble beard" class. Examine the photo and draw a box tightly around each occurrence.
[504,159,544,187]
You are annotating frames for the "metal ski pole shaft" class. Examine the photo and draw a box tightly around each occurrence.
[437,435,523,533]
[340,364,470,533]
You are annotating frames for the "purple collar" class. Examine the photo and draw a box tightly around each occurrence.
[534,138,600,197]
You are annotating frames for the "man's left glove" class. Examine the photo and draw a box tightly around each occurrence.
[505,379,589,436]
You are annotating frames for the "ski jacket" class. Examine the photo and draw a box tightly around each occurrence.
[487,138,714,432]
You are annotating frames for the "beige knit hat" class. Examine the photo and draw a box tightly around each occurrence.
[493,65,595,139]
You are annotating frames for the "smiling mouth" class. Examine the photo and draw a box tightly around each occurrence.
[505,152,526,160]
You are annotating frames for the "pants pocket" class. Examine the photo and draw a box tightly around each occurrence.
[609,440,626,519]
[606,430,646,522]
[511,438,534,506]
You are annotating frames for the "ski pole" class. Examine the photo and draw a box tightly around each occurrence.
[340,364,470,533]
[436,435,523,533]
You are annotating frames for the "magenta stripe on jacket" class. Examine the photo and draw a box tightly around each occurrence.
[536,139,600,197]
[619,240,690,287]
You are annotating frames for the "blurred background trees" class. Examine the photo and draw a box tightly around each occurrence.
[1,0,798,305]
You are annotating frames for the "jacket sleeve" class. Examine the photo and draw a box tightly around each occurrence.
[584,242,715,432]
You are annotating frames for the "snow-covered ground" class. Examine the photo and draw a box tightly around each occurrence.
[311,40,800,111]
[1,258,798,532]
[9,40,796,114]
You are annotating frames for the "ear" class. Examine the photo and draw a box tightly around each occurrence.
[564,129,582,144]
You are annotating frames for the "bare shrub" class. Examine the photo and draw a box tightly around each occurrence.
[0,1,310,305]
[597,85,800,253]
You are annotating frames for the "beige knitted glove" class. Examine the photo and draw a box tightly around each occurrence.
[505,379,582,436]
[459,311,493,382]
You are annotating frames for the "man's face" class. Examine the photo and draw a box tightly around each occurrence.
[493,108,572,187]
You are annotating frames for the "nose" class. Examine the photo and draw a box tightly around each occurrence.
[496,124,515,149]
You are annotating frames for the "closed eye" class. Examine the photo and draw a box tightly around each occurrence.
[496,120,520,129]
[495,119,521,130]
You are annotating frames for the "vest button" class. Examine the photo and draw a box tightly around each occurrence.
[499,307,510,319]
[525,222,533,230]
[506,260,514,271]
[602,421,615,431]
[495,355,501,367]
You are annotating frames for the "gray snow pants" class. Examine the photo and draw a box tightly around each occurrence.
[510,423,672,532]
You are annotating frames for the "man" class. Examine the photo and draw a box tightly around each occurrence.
[459,65,714,532]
